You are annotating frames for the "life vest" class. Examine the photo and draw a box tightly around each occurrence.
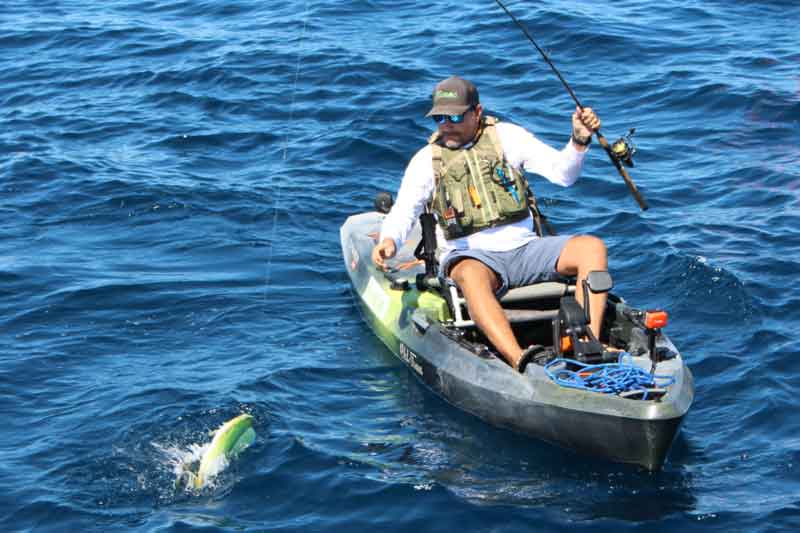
[429,116,535,240]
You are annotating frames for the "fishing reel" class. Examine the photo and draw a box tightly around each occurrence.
[610,128,637,168]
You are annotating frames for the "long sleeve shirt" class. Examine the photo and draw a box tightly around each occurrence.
[379,121,588,261]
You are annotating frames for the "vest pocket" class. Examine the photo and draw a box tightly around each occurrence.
[452,186,473,229]
[493,165,526,215]
[437,178,473,239]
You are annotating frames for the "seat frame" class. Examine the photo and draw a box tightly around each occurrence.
[444,279,575,328]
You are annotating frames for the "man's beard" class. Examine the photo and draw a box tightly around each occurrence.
[443,135,464,149]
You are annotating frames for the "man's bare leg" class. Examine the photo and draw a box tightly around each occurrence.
[555,235,608,339]
[449,258,524,368]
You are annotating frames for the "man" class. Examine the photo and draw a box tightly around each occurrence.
[371,76,607,372]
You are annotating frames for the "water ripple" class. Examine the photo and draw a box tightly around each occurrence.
[2,0,800,531]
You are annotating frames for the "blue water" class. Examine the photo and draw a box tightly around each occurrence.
[2,0,799,530]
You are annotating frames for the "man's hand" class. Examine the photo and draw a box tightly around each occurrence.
[571,106,601,149]
[371,238,397,270]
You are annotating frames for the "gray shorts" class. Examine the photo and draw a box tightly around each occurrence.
[442,235,572,297]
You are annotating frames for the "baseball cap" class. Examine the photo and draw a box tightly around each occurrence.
[425,76,480,117]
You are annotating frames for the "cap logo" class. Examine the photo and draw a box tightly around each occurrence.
[435,90,459,99]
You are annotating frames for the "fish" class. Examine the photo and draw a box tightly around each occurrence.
[193,413,256,489]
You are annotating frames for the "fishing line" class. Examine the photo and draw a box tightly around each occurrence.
[491,0,649,210]
[264,1,311,298]
[281,4,310,163]
[492,0,583,109]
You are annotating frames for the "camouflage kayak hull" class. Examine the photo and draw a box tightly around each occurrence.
[341,211,693,470]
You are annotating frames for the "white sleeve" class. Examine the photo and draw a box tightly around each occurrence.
[497,121,587,187]
[379,145,436,248]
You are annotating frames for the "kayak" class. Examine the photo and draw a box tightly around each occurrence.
[340,209,693,470]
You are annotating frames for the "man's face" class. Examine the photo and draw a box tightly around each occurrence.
[437,104,483,149]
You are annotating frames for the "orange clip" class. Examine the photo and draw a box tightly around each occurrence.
[396,259,424,271]
[644,310,668,329]
[467,185,481,207]
[560,336,573,353]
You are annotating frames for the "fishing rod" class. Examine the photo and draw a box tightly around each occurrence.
[493,0,648,211]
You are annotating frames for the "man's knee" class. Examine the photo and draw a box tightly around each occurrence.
[449,259,499,292]
[557,235,607,273]
[576,235,607,259]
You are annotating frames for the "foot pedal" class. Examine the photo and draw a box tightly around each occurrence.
[552,296,603,363]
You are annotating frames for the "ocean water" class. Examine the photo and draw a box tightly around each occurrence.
[1,0,799,531]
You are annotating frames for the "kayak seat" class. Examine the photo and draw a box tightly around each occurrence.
[444,279,574,328]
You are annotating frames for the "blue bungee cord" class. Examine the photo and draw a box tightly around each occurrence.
[544,353,675,400]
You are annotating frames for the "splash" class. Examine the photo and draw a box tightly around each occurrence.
[153,414,256,492]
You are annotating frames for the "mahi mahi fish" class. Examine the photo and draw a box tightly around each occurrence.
[193,413,256,489]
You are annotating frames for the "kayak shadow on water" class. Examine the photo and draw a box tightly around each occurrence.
[365,341,698,521]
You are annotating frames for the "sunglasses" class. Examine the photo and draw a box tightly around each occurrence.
[432,107,473,125]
